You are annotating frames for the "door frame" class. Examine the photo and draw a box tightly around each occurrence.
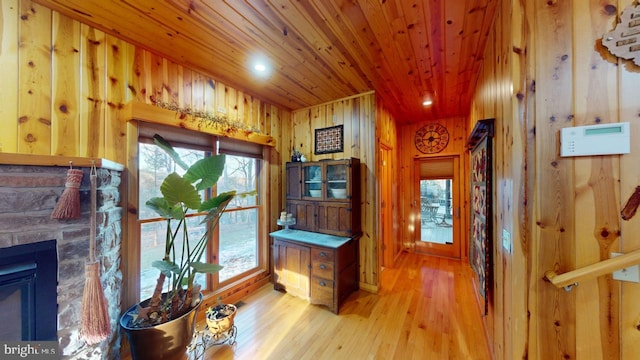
[414,156,461,259]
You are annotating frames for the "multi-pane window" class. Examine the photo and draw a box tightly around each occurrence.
[136,128,263,300]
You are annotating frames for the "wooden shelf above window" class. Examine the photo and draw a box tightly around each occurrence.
[0,153,124,171]
[123,102,276,147]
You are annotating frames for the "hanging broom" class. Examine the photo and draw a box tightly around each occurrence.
[51,162,83,219]
[80,163,111,344]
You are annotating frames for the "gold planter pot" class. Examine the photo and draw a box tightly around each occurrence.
[120,294,202,360]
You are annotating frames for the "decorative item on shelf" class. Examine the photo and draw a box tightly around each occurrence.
[291,148,303,162]
[151,99,263,135]
[119,134,254,360]
[277,213,296,231]
[309,189,321,197]
[330,188,347,198]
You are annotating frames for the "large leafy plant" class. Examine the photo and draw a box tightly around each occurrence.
[131,134,249,328]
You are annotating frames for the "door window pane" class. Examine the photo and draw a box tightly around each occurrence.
[420,179,453,244]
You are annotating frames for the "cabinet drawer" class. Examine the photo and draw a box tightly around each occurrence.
[310,277,334,305]
[311,248,335,262]
[311,260,334,279]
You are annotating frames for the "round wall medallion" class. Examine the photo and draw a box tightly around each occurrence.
[414,123,450,154]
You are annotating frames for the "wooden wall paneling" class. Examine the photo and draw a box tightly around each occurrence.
[618,2,640,356]
[252,97,262,133]
[268,104,285,233]
[80,24,106,158]
[496,3,510,356]
[208,78,220,115]
[510,0,531,358]
[572,2,621,358]
[296,104,320,161]
[0,0,19,153]
[338,100,352,161]
[130,47,147,104]
[364,93,378,289]
[237,91,247,125]
[17,0,52,155]
[180,67,191,109]
[190,72,204,111]
[163,58,179,105]
[124,39,136,104]
[51,12,80,157]
[148,52,163,103]
[533,1,576,359]
[105,35,128,164]
[227,87,238,123]
[352,96,365,160]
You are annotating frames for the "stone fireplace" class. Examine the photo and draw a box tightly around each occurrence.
[0,162,123,359]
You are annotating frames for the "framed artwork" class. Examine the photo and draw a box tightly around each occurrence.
[467,118,494,316]
[314,125,344,154]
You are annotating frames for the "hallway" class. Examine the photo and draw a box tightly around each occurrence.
[195,251,491,359]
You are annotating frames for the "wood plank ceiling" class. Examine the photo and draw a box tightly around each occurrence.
[33,0,498,124]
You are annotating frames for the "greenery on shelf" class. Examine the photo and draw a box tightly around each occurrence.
[153,99,263,135]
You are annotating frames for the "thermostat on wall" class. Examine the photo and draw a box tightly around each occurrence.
[560,122,630,157]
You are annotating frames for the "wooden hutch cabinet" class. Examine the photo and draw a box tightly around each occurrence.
[285,158,361,237]
[271,158,361,313]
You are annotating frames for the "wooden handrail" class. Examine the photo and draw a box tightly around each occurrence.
[544,249,640,289]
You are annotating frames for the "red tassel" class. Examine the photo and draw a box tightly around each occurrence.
[51,168,84,219]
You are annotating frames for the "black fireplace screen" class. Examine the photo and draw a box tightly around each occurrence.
[0,240,57,341]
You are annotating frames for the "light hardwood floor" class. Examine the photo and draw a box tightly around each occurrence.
[194,251,492,359]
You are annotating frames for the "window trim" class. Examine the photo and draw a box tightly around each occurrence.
[123,121,270,310]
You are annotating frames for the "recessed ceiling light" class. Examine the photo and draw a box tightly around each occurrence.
[422,100,433,106]
[249,55,272,78]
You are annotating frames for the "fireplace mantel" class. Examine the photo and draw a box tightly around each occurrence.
[0,152,124,171]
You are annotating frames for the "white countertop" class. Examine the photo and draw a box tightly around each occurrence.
[269,229,352,248]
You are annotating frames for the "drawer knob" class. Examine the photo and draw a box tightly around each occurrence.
[319,281,326,287]
[319,264,327,270]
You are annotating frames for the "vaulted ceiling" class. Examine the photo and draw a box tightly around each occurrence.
[34,0,498,124]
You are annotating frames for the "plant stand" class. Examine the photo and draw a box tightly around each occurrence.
[187,325,238,359]
[187,304,238,359]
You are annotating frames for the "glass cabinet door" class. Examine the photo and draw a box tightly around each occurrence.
[303,164,322,198]
[326,162,348,199]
